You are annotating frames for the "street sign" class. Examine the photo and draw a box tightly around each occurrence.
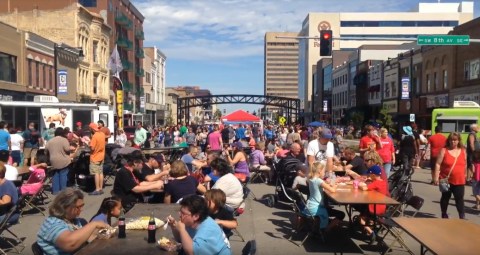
[279,116,286,125]
[410,114,415,122]
[417,35,470,45]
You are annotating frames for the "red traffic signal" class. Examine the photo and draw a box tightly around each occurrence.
[320,30,333,56]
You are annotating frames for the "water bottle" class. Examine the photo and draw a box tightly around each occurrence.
[330,172,336,186]
[118,209,126,238]
[147,211,156,243]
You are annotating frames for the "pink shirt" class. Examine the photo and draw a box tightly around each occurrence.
[376,137,395,163]
[208,131,222,151]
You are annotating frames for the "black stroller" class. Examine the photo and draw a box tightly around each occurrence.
[71,150,96,193]
[265,157,304,207]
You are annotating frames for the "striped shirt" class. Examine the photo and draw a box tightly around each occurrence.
[37,217,82,255]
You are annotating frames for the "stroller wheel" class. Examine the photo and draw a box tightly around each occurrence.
[266,195,275,208]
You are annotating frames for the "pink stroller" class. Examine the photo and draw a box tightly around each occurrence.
[20,167,47,216]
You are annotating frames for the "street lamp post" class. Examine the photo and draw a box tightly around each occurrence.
[53,43,84,98]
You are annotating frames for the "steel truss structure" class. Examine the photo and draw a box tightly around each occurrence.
[177,94,300,125]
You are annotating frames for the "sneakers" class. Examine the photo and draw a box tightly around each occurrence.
[441,213,449,219]
[89,190,104,196]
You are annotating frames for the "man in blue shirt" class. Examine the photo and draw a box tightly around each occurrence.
[181,146,206,172]
[235,125,245,141]
[168,195,232,255]
[0,121,11,156]
[22,122,41,166]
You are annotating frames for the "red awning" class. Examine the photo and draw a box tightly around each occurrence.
[222,110,260,122]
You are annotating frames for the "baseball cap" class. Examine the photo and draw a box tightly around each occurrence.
[320,128,333,139]
[89,123,99,131]
[367,165,382,176]
[231,141,243,149]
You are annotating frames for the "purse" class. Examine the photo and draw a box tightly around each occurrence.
[439,150,459,193]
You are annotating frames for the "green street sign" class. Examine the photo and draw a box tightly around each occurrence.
[417,35,470,45]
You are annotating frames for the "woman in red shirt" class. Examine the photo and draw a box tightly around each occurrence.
[376,128,395,177]
[433,132,466,219]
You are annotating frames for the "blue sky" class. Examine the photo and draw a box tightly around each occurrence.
[134,0,480,114]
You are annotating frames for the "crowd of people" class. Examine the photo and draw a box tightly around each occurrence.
[0,117,478,254]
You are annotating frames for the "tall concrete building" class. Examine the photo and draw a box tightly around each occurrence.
[299,1,474,112]
[264,32,299,114]
[144,46,167,125]
[0,0,145,122]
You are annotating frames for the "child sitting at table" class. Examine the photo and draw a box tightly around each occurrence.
[90,196,122,225]
[204,189,238,238]
[304,161,342,233]
[358,164,390,244]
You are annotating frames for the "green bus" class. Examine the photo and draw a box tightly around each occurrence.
[431,101,480,142]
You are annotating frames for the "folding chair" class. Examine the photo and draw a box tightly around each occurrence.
[19,168,47,216]
[0,202,25,254]
[286,188,324,246]
[379,195,424,255]
[31,242,44,255]
[248,165,265,184]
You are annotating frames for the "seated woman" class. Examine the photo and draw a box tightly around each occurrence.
[204,189,238,238]
[0,162,18,223]
[167,195,232,255]
[224,141,250,178]
[249,142,272,182]
[37,188,109,254]
[164,160,206,204]
[210,158,243,210]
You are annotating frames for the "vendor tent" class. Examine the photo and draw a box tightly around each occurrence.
[221,110,260,124]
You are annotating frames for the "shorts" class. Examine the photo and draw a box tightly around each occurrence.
[23,147,38,159]
[472,180,480,196]
[90,161,104,175]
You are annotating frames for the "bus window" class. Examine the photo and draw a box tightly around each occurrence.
[99,113,108,126]
[459,120,476,132]
[439,122,456,133]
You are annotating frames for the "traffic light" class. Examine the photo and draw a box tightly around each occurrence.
[320,30,332,56]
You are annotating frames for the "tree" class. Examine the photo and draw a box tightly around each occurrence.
[376,106,395,135]
[165,112,174,126]
[213,109,222,120]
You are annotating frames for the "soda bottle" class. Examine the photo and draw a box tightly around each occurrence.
[147,211,156,243]
[118,209,126,238]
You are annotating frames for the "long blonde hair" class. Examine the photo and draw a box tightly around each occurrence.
[309,161,326,179]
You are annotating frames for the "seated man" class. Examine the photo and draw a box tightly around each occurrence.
[0,162,19,223]
[112,158,164,211]
[139,153,170,182]
[343,147,368,177]
[181,146,207,173]
[278,142,307,188]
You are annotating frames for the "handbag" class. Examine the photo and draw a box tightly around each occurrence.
[439,150,459,193]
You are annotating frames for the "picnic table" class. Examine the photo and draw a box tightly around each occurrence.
[324,183,399,224]
[393,217,480,255]
[76,203,180,255]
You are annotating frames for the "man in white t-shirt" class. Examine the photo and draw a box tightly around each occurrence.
[9,129,24,167]
[0,150,18,181]
[306,128,335,173]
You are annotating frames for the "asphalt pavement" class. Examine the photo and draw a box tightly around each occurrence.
[3,166,479,255]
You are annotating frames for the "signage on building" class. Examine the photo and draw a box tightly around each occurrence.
[140,96,145,111]
[426,94,449,108]
[57,70,67,95]
[323,100,328,112]
[410,114,415,122]
[383,100,398,113]
[0,95,13,101]
[401,77,410,100]
[453,93,480,104]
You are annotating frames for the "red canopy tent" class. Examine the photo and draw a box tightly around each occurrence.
[221,110,260,123]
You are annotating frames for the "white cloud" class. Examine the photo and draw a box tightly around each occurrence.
[134,0,476,60]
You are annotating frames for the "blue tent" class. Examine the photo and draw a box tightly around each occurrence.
[308,121,326,127]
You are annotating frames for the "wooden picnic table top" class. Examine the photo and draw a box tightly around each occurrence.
[393,217,480,255]
[76,203,180,255]
[324,185,399,205]
[16,166,31,176]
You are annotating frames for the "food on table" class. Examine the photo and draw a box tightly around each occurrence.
[97,227,117,239]
[126,216,165,230]
[158,237,181,251]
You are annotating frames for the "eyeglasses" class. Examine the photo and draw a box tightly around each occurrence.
[178,210,191,217]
